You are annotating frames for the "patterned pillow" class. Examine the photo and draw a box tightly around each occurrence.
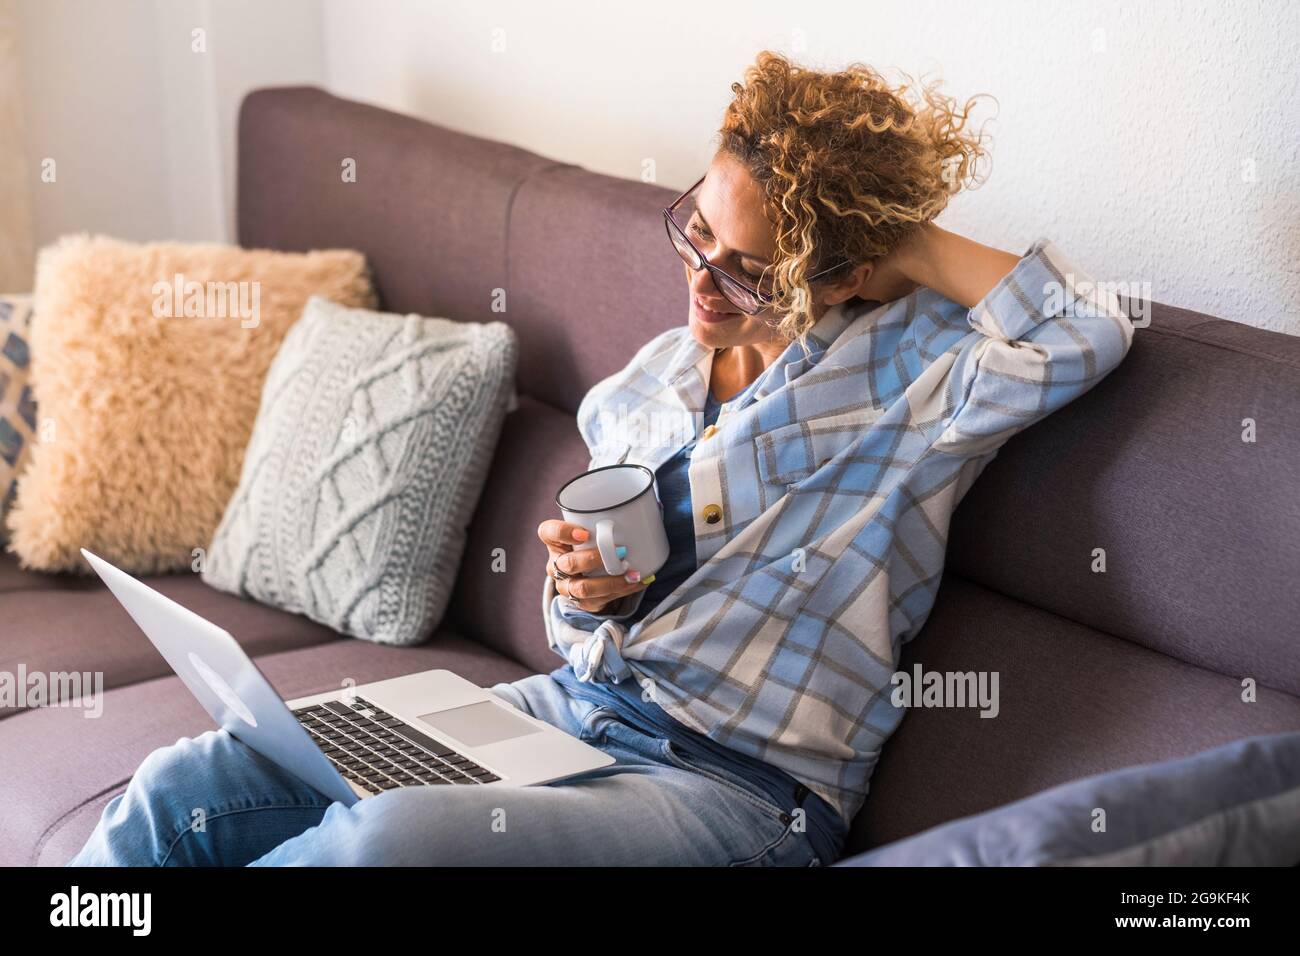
[201,296,518,645]
[0,293,36,544]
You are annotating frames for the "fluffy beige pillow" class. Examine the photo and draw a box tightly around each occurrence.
[4,235,375,574]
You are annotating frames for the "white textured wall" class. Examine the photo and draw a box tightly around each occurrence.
[14,0,323,252]
[10,0,1299,333]
[320,0,1300,335]
[0,0,35,290]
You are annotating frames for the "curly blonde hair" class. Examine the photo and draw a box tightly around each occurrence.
[717,50,992,349]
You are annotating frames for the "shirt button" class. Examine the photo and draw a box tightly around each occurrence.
[701,424,718,440]
[702,504,723,524]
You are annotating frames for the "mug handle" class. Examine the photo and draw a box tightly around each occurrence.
[594,518,622,576]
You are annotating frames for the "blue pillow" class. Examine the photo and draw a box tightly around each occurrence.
[839,732,1300,866]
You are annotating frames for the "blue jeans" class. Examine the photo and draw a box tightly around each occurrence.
[68,673,824,866]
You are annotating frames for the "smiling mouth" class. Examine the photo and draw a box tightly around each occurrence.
[693,296,740,320]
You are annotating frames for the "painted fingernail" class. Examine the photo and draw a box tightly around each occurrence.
[640,574,656,586]
[573,528,589,542]
[616,546,627,558]
[624,569,641,583]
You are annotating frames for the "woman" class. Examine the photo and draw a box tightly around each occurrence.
[71,51,1131,867]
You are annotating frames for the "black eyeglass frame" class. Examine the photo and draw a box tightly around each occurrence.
[662,175,854,315]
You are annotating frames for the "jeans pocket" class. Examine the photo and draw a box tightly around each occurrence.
[656,739,819,866]
[577,705,621,744]
[657,738,789,825]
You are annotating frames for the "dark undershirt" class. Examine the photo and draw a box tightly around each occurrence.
[620,383,730,624]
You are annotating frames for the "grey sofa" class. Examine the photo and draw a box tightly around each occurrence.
[3,87,1298,866]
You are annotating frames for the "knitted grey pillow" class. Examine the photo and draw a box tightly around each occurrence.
[202,295,517,645]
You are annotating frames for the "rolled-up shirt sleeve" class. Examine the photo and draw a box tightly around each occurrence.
[931,236,1135,457]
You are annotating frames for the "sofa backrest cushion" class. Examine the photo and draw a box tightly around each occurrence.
[502,165,686,412]
[238,87,562,324]
[946,304,1300,695]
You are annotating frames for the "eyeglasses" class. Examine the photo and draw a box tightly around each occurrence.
[663,175,852,316]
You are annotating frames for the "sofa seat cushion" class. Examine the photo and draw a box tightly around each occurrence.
[0,630,534,866]
[850,573,1300,856]
[1,551,342,719]
[0,548,100,593]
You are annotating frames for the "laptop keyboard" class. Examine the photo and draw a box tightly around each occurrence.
[292,696,501,794]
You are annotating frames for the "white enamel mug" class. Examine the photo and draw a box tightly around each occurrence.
[555,463,671,578]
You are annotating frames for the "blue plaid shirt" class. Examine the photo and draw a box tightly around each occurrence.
[543,237,1135,822]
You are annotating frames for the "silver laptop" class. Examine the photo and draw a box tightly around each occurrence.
[82,548,613,806]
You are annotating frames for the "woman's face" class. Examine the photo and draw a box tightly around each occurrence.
[682,153,869,355]
[682,153,790,352]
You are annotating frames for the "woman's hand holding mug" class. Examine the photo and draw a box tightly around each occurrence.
[537,519,654,614]
[545,463,672,616]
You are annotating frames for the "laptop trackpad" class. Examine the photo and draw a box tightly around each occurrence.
[418,701,542,747]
